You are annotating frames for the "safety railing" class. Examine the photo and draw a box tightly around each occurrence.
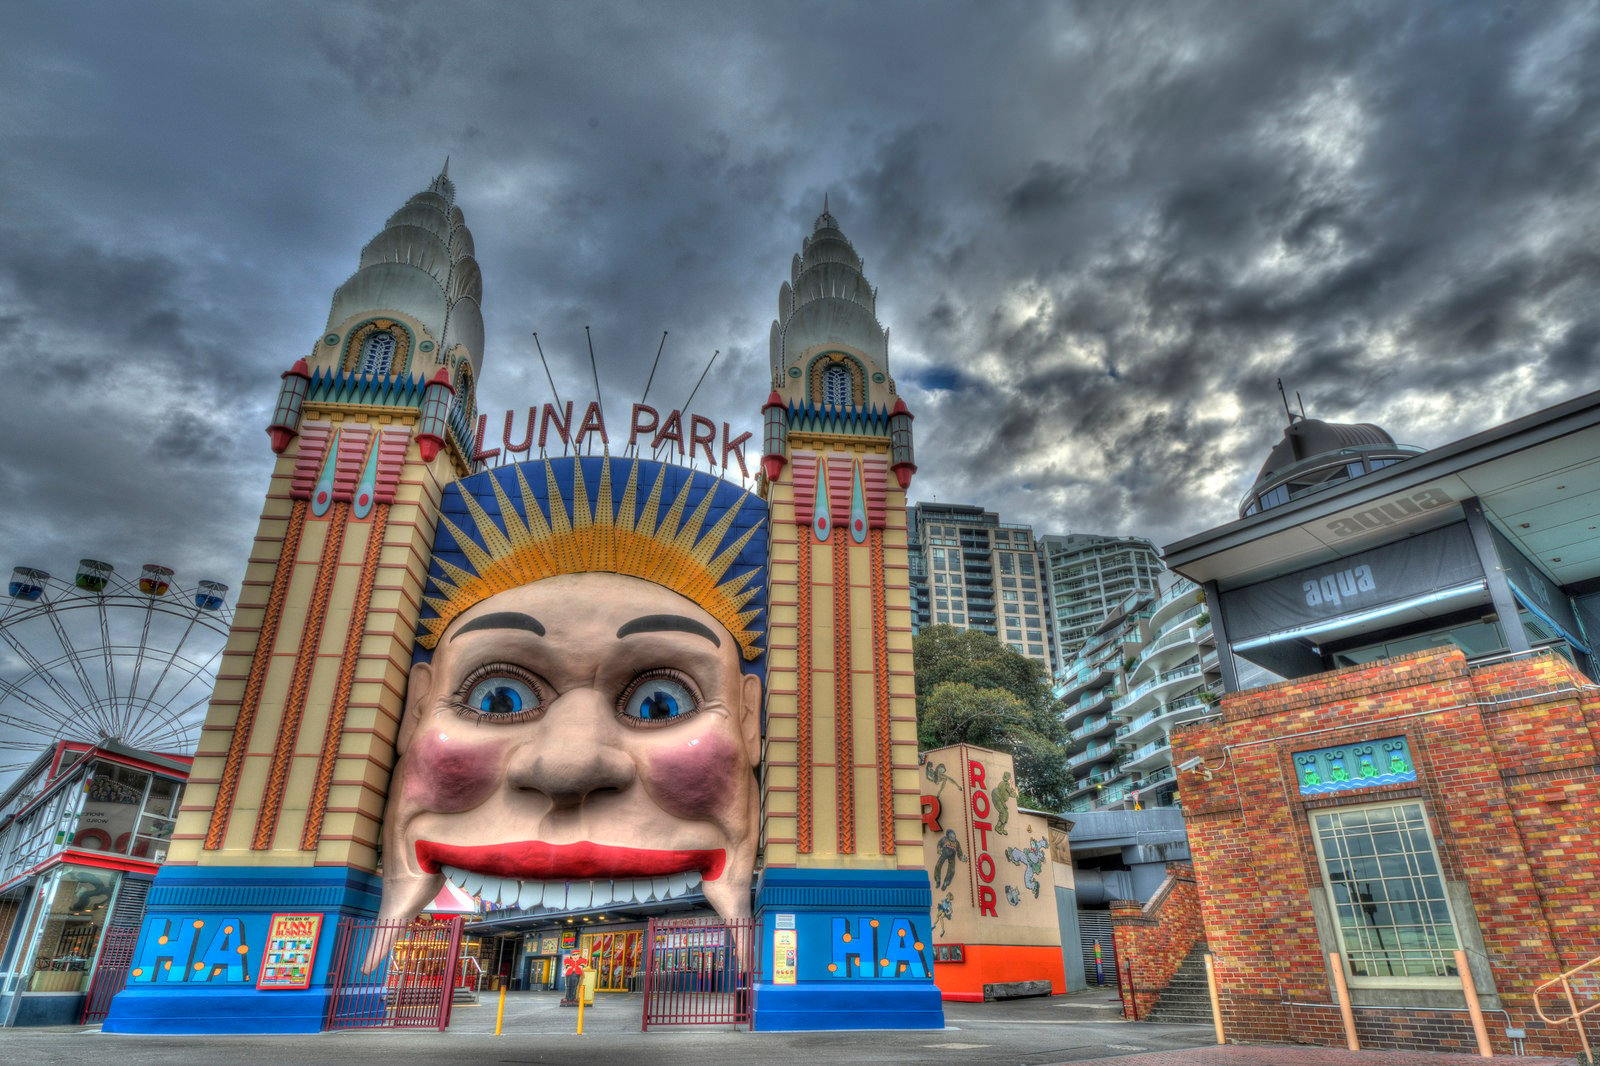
[1534,950,1600,1059]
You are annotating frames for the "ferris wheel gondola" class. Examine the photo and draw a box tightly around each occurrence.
[0,560,233,783]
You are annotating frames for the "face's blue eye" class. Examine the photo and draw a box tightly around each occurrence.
[466,676,540,718]
[620,677,697,724]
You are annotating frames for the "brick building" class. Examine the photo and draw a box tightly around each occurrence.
[1170,645,1597,1056]
[1147,392,1600,1056]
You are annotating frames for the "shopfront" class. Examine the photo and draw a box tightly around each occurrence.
[0,741,189,1026]
[581,927,644,991]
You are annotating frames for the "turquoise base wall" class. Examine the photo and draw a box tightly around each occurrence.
[101,865,381,1034]
[751,867,944,1031]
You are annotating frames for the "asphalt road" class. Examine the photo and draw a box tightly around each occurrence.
[8,987,1221,1065]
[6,990,1576,1065]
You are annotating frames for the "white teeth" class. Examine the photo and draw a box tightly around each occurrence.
[436,869,707,910]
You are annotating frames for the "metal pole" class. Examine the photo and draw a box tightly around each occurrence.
[1562,977,1593,1060]
[1204,952,1225,1045]
[1329,953,1360,1051]
[495,984,506,1036]
[1454,950,1492,1057]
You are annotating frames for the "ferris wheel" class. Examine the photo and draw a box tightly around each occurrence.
[0,559,234,780]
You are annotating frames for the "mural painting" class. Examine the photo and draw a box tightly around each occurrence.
[920,743,1066,1001]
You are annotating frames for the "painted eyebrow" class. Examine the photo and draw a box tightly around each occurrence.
[616,614,721,647]
[450,612,546,641]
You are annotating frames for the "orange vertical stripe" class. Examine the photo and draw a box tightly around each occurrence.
[871,528,894,854]
[302,504,388,851]
[253,503,348,850]
[797,532,813,854]
[834,534,854,854]
[206,498,306,850]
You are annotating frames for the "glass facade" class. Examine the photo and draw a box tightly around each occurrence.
[9,865,121,993]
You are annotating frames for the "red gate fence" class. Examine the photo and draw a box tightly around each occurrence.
[640,915,758,1030]
[80,924,139,1024]
[324,916,464,1030]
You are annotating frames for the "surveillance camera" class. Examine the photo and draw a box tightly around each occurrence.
[1177,756,1203,773]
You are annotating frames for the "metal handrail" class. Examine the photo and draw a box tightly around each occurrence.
[1533,950,1600,1058]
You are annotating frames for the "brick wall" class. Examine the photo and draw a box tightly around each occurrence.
[1172,646,1600,1056]
[1110,862,1205,1020]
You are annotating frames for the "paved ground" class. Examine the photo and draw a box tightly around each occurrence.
[7,988,1579,1065]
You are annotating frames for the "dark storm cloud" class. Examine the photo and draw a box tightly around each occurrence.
[0,0,1597,764]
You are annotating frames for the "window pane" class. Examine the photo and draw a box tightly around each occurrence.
[1314,801,1459,982]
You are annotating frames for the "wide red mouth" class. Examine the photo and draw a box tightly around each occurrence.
[416,840,726,882]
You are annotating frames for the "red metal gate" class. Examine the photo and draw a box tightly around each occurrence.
[324,915,464,1030]
[80,924,139,1024]
[640,915,757,1029]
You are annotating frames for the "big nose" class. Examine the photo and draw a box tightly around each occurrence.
[507,687,634,805]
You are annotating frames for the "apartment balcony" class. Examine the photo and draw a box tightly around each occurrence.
[1067,766,1134,800]
[1054,662,1113,701]
[1068,715,1117,744]
[1066,739,1122,771]
[1150,580,1204,629]
[1060,685,1114,726]
[1111,661,1204,719]
[1118,735,1172,774]
[1139,764,1177,789]
[1129,615,1205,681]
[1114,693,1215,746]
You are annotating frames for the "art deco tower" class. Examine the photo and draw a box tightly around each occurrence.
[753,204,941,1029]
[108,164,483,1033]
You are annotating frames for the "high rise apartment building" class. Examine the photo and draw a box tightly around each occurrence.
[1053,571,1222,813]
[908,503,1056,670]
[1040,534,1163,661]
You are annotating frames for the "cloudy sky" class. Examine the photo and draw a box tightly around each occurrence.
[1,1,1598,762]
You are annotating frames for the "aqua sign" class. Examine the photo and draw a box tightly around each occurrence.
[1293,735,1416,795]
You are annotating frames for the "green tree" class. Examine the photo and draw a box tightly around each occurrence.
[913,625,1072,811]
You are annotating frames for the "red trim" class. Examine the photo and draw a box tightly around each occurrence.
[0,849,160,893]
[415,840,727,882]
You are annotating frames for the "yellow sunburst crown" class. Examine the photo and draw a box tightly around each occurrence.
[416,457,768,668]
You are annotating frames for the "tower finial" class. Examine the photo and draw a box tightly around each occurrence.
[441,155,450,179]
[824,191,829,215]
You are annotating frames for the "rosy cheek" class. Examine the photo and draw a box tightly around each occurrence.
[646,733,742,821]
[403,726,504,813]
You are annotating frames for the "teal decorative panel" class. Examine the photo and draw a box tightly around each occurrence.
[1293,735,1416,795]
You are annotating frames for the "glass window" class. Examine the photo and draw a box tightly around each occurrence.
[823,364,851,407]
[999,555,1016,575]
[1312,801,1460,984]
[136,776,182,862]
[360,331,396,376]
[20,865,119,993]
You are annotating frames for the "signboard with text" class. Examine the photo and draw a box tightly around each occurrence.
[256,913,322,990]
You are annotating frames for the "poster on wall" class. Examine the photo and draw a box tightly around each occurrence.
[255,913,323,990]
[538,934,559,955]
[773,930,797,985]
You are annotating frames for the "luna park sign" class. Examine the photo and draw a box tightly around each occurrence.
[475,402,753,476]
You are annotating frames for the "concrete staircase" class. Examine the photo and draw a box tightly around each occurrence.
[1144,943,1214,1025]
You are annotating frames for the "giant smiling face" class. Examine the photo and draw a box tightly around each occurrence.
[378,571,762,931]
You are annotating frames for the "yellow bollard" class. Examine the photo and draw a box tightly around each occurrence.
[575,967,587,1036]
[495,985,506,1036]
[1204,953,1225,1046]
